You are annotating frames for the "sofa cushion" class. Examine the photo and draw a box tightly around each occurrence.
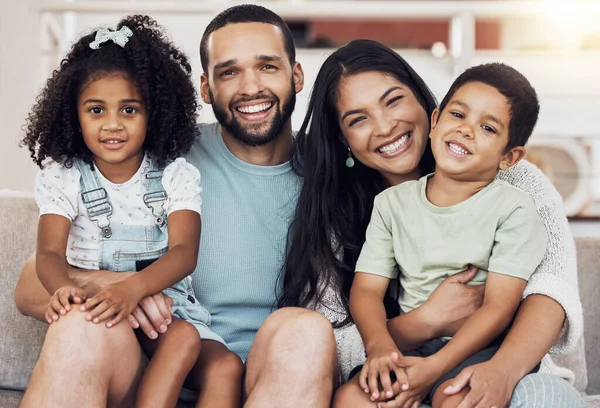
[0,193,47,391]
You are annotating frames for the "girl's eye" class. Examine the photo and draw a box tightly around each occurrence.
[122,106,137,115]
[387,96,403,106]
[349,117,366,127]
[90,107,103,114]
[482,124,496,134]
[450,111,464,119]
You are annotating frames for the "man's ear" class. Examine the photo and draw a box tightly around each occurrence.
[429,108,440,139]
[292,61,305,94]
[499,146,526,170]
[200,73,211,105]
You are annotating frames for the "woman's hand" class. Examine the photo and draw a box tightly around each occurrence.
[443,360,518,408]
[420,266,485,337]
[81,279,142,328]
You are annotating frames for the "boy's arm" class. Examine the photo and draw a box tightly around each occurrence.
[429,272,526,375]
[351,272,407,400]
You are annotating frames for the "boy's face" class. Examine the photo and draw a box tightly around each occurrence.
[429,81,524,181]
[200,22,304,147]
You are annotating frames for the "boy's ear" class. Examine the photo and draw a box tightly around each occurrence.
[429,108,440,139]
[200,73,211,105]
[499,146,526,170]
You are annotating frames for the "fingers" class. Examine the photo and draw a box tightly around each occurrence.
[359,365,370,394]
[140,296,168,334]
[57,290,72,313]
[131,306,159,340]
[456,390,484,408]
[85,300,111,323]
[128,313,140,329]
[444,368,473,395]
[71,287,87,305]
[451,264,478,284]
[106,310,127,328]
[153,293,172,325]
[390,352,409,392]
[47,297,63,323]
[379,368,394,400]
[81,294,103,312]
[92,305,119,324]
[368,364,381,400]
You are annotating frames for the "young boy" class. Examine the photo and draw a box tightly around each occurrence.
[350,63,548,408]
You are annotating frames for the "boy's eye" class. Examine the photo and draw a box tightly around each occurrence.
[122,106,137,115]
[450,111,464,119]
[482,124,496,134]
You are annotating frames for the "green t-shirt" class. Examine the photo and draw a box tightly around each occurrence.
[355,174,547,313]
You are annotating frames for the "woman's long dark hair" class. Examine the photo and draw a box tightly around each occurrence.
[279,40,437,326]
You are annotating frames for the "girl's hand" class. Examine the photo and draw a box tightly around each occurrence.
[360,347,409,402]
[379,356,441,408]
[46,285,87,324]
[81,280,141,328]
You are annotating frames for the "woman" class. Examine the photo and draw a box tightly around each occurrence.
[281,40,583,407]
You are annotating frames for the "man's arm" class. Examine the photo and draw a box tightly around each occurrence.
[14,256,172,339]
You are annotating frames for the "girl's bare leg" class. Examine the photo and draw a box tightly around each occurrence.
[185,340,244,408]
[135,318,201,408]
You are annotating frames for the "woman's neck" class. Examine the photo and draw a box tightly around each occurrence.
[384,167,422,187]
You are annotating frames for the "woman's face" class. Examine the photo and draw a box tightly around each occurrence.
[336,71,430,185]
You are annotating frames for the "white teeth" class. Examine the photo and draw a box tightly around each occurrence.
[379,134,410,154]
[448,143,469,155]
[103,140,123,144]
[236,103,272,114]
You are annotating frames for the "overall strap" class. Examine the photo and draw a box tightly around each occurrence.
[143,159,167,228]
[74,158,114,238]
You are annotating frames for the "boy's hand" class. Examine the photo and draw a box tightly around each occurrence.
[379,356,442,408]
[360,347,409,402]
[46,285,86,324]
[81,280,141,328]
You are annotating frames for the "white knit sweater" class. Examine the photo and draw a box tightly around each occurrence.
[313,160,584,383]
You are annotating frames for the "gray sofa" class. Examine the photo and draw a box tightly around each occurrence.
[1,192,598,407]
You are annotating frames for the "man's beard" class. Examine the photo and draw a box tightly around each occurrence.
[209,84,296,147]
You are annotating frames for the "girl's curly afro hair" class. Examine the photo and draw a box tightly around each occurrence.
[22,15,199,168]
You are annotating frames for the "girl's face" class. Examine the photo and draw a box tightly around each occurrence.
[77,73,147,179]
[336,71,430,186]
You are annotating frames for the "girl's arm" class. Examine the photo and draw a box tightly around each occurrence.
[82,210,200,326]
[36,214,75,294]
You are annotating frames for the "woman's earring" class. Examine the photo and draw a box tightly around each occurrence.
[346,147,355,168]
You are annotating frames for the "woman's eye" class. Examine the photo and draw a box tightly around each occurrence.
[387,96,403,106]
[349,117,366,127]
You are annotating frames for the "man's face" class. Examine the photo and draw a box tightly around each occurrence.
[201,22,303,146]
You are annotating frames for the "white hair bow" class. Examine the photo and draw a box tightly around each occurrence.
[89,26,133,50]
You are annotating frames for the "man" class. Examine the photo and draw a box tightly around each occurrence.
[15,5,337,407]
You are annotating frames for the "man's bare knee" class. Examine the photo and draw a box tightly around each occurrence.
[263,307,335,349]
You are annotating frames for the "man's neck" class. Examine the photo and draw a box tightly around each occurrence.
[221,122,294,166]
[426,169,495,207]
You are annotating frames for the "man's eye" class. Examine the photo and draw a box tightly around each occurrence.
[262,64,277,71]
[220,70,235,77]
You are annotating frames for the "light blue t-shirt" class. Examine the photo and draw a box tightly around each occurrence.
[185,123,301,360]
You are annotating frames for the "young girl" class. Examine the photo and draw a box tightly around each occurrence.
[21,15,241,408]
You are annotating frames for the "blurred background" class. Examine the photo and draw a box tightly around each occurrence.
[1,0,599,234]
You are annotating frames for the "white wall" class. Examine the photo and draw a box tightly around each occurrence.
[2,5,600,195]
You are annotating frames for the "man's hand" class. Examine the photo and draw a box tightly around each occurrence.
[81,280,141,328]
[360,347,409,402]
[46,285,87,324]
[379,356,442,408]
[420,266,485,338]
[443,360,518,408]
[129,293,174,340]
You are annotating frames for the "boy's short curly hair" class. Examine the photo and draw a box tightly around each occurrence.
[22,15,199,168]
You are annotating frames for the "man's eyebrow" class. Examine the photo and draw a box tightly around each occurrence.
[213,59,238,71]
[256,55,282,62]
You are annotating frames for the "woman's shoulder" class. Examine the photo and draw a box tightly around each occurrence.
[496,160,562,206]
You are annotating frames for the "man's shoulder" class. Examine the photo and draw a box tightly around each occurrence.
[187,122,221,162]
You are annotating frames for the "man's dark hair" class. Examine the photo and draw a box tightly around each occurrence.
[438,62,540,151]
[199,4,296,73]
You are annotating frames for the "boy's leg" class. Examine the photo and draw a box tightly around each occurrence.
[20,309,143,408]
[136,318,201,408]
[243,307,337,408]
[183,340,244,408]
